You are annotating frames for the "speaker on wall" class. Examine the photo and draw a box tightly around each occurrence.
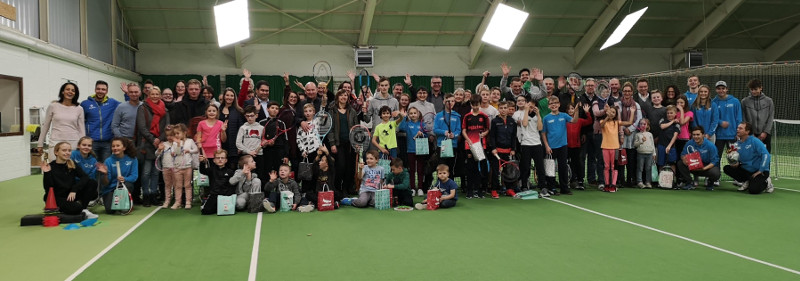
[686,51,703,68]
[355,48,374,68]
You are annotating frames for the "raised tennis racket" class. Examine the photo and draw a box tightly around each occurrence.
[420,111,436,135]
[313,61,332,85]
[596,80,611,98]
[567,72,583,92]
[358,69,370,98]
[350,124,371,192]
[314,110,333,144]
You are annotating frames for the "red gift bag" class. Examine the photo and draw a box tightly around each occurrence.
[426,189,442,210]
[616,149,628,165]
[317,184,335,212]
[684,146,704,171]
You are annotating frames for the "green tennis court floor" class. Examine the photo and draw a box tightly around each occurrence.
[2,175,799,281]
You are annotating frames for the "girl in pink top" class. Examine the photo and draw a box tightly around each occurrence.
[195,104,228,161]
[674,95,693,154]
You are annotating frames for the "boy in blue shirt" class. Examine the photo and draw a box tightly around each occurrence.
[541,96,577,195]
[723,122,772,194]
[677,127,720,190]
[433,93,462,191]
[415,164,458,209]
[711,81,742,163]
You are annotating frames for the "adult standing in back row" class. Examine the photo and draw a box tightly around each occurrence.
[81,80,120,162]
[38,82,86,160]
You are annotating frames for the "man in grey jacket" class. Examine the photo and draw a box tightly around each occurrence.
[741,78,774,152]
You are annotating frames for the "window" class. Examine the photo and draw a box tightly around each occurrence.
[0,74,23,136]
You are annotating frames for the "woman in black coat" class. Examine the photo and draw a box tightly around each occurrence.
[219,88,245,169]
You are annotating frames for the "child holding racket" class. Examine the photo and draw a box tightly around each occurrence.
[397,107,426,195]
[97,137,138,214]
[196,104,228,161]
[260,102,289,175]
[462,96,491,199]
[488,101,518,198]
[371,106,403,159]
[167,124,198,209]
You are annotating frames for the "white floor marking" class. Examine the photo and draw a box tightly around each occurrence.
[775,187,800,193]
[248,212,264,281]
[65,207,163,281]
[545,198,800,276]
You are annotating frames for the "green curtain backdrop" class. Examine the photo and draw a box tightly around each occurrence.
[225,75,333,106]
[353,75,454,101]
[141,75,221,96]
[463,76,504,93]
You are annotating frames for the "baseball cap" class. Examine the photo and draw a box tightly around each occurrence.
[715,81,727,88]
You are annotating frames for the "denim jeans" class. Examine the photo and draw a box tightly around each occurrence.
[141,159,160,196]
[92,141,111,162]
[636,153,654,184]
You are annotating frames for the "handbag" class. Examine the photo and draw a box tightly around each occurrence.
[110,182,133,214]
[193,170,209,188]
[544,154,556,177]
[317,184,335,212]
[297,157,313,181]
[217,194,236,216]
[415,137,429,155]
[469,141,486,161]
[279,190,294,212]
[616,149,628,165]
[440,140,454,158]
[658,167,674,189]
[684,146,704,171]
[651,162,659,182]
[514,190,539,200]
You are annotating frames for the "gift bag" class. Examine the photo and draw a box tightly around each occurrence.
[415,137,429,155]
[193,170,209,188]
[247,193,264,213]
[616,149,628,165]
[544,154,556,177]
[658,167,674,189]
[514,190,539,200]
[279,190,294,212]
[374,188,391,210]
[469,141,486,161]
[110,182,132,213]
[426,188,442,210]
[297,157,313,181]
[684,146,704,171]
[651,162,659,181]
[378,156,391,176]
[317,184,335,212]
[217,194,236,216]
[440,140,454,158]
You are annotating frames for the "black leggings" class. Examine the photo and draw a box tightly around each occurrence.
[334,141,357,195]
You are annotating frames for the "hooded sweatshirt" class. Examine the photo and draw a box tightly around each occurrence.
[367,93,399,130]
[735,136,770,173]
[102,154,138,195]
[81,96,121,142]
[741,93,774,136]
[711,95,742,140]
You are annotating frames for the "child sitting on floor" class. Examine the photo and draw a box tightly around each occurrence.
[353,150,384,208]
[262,164,301,213]
[415,164,458,209]
[385,158,412,207]
[199,150,236,215]
[232,155,262,211]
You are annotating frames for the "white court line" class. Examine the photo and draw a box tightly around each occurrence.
[248,212,264,281]
[544,197,800,276]
[775,187,800,193]
[65,207,162,281]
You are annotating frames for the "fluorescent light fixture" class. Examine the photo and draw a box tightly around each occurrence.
[481,3,529,50]
[600,7,648,51]
[214,0,250,47]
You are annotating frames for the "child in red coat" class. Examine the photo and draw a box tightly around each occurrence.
[565,103,592,190]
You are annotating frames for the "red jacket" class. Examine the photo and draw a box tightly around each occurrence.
[566,115,593,148]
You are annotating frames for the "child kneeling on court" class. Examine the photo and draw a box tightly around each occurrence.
[232,155,262,210]
[353,150,384,208]
[200,150,237,215]
[415,164,457,209]
[385,158,412,207]
[262,164,302,213]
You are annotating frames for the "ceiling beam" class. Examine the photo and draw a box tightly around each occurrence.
[245,0,358,46]
[671,0,745,67]
[573,0,627,67]
[764,23,800,61]
[234,43,243,68]
[467,0,501,69]
[357,0,377,46]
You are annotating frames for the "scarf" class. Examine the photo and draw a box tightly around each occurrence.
[146,98,166,137]
[621,97,634,123]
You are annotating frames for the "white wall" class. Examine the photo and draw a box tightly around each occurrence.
[136,43,768,80]
[0,32,139,182]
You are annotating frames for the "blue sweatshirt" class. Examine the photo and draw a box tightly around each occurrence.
[681,138,719,166]
[102,154,139,195]
[434,110,462,148]
[736,136,770,173]
[71,150,98,179]
[691,105,718,138]
[398,117,425,154]
[684,91,698,106]
[711,95,742,140]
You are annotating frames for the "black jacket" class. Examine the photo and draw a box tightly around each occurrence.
[42,161,89,201]
[488,116,517,151]
[199,164,236,196]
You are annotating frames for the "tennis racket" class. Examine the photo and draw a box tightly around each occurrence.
[313,61,332,85]
[420,111,436,135]
[566,72,583,92]
[314,110,333,144]
[596,80,611,98]
[260,117,291,144]
[350,124,371,192]
[496,155,520,183]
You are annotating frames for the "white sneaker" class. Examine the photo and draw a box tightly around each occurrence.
[415,203,426,210]
[738,181,749,191]
[298,205,314,212]
[418,189,425,196]
[82,209,99,219]
[733,180,744,187]
[263,200,276,213]
[714,180,720,187]
[597,184,605,191]
[766,178,774,193]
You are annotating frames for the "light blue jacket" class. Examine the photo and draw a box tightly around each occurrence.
[434,110,461,148]
[735,136,770,173]
[711,95,742,140]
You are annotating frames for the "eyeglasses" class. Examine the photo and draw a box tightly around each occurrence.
[432,82,442,84]
[549,102,559,105]
[245,114,256,117]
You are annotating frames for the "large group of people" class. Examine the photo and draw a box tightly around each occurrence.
[37,64,776,217]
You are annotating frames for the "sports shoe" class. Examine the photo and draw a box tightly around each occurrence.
[298,205,314,212]
[414,203,426,210]
[597,184,605,191]
[644,183,652,189]
[491,190,500,199]
[561,189,573,195]
[637,182,645,189]
[417,189,425,196]
[608,186,617,193]
[733,180,744,187]
[263,200,276,213]
[82,209,99,219]
[506,189,517,197]
[682,183,695,190]
[738,181,749,191]
[714,180,720,187]
[574,183,585,191]
[766,178,774,193]
[540,188,551,197]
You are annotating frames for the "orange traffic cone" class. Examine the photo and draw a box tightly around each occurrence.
[44,187,58,212]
